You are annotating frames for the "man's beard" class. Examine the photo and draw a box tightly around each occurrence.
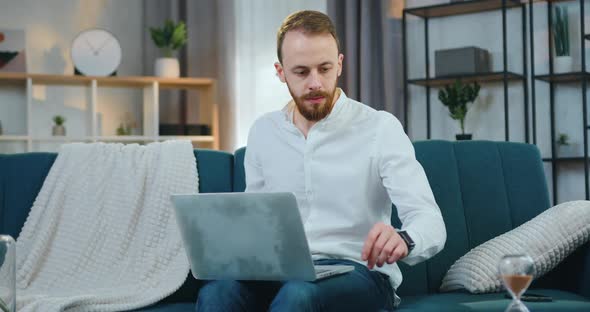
[288,81,338,122]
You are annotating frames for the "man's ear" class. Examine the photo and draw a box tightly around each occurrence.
[274,62,286,83]
[337,53,344,77]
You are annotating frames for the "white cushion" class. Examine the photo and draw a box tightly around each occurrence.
[440,200,590,294]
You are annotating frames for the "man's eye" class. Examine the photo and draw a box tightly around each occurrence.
[295,71,306,76]
[321,68,330,73]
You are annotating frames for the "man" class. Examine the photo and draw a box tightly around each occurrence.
[196,10,446,311]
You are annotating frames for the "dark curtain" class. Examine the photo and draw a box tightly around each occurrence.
[143,0,236,150]
[327,0,404,123]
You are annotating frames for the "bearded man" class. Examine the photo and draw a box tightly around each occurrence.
[195,10,446,312]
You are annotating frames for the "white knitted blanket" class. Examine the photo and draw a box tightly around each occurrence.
[15,141,197,312]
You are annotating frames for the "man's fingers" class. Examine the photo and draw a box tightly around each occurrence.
[377,238,398,267]
[362,223,385,261]
[387,243,408,264]
[369,230,391,269]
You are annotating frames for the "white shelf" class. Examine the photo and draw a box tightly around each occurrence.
[32,137,91,142]
[0,73,219,152]
[157,135,215,142]
[0,135,29,141]
[97,136,214,142]
[96,136,155,142]
[17,135,216,143]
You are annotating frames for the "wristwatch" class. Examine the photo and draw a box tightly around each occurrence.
[397,230,415,253]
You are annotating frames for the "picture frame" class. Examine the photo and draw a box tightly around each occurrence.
[0,29,27,72]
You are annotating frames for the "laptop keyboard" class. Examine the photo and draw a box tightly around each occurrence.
[315,267,330,274]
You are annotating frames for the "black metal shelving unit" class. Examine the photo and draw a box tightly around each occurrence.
[531,0,588,204]
[402,0,529,142]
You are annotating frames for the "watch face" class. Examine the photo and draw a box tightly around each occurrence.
[71,28,122,76]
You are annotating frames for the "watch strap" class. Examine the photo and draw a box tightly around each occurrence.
[397,229,416,253]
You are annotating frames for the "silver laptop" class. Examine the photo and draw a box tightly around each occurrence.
[171,192,355,281]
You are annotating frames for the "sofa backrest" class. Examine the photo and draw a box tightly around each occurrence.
[1,142,552,298]
[0,149,234,303]
[0,149,234,239]
[0,153,58,239]
[233,140,551,295]
[396,140,550,295]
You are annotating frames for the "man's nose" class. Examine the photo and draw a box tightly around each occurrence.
[307,71,322,91]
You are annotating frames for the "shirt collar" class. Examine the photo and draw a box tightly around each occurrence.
[322,88,347,124]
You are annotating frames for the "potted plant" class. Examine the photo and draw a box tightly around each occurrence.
[52,115,66,136]
[552,5,572,73]
[556,133,576,157]
[116,112,137,136]
[149,19,187,78]
[438,79,480,140]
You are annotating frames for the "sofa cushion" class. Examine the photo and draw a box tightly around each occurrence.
[440,200,590,294]
[194,149,234,193]
[0,153,57,238]
[393,141,551,296]
[397,289,590,312]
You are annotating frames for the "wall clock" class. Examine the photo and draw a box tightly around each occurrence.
[71,28,122,76]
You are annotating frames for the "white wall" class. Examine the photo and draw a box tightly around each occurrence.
[406,0,590,203]
[0,0,143,152]
[232,0,327,149]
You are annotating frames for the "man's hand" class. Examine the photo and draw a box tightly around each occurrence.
[361,222,408,269]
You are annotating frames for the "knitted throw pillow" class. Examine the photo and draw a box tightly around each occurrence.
[440,200,590,293]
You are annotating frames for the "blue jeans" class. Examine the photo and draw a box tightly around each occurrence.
[195,259,395,312]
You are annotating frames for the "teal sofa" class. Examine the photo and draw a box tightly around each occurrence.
[1,140,589,311]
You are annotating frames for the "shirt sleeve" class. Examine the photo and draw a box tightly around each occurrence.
[244,120,265,192]
[376,112,446,266]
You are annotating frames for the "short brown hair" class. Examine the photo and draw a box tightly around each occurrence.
[277,10,340,64]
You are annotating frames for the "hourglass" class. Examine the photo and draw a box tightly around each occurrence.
[498,254,535,312]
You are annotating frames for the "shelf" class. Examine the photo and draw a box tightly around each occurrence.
[0,73,215,89]
[543,157,589,162]
[0,71,220,151]
[28,136,215,143]
[0,135,28,141]
[98,136,215,142]
[157,135,215,142]
[408,71,524,87]
[404,0,522,18]
[535,72,590,83]
[96,136,155,142]
[32,137,91,142]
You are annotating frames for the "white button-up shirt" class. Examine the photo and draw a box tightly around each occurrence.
[244,90,446,292]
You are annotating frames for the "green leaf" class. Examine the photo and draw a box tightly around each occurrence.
[149,28,167,48]
[170,22,187,50]
[552,5,570,56]
[53,115,65,126]
[149,19,188,55]
[437,80,480,130]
